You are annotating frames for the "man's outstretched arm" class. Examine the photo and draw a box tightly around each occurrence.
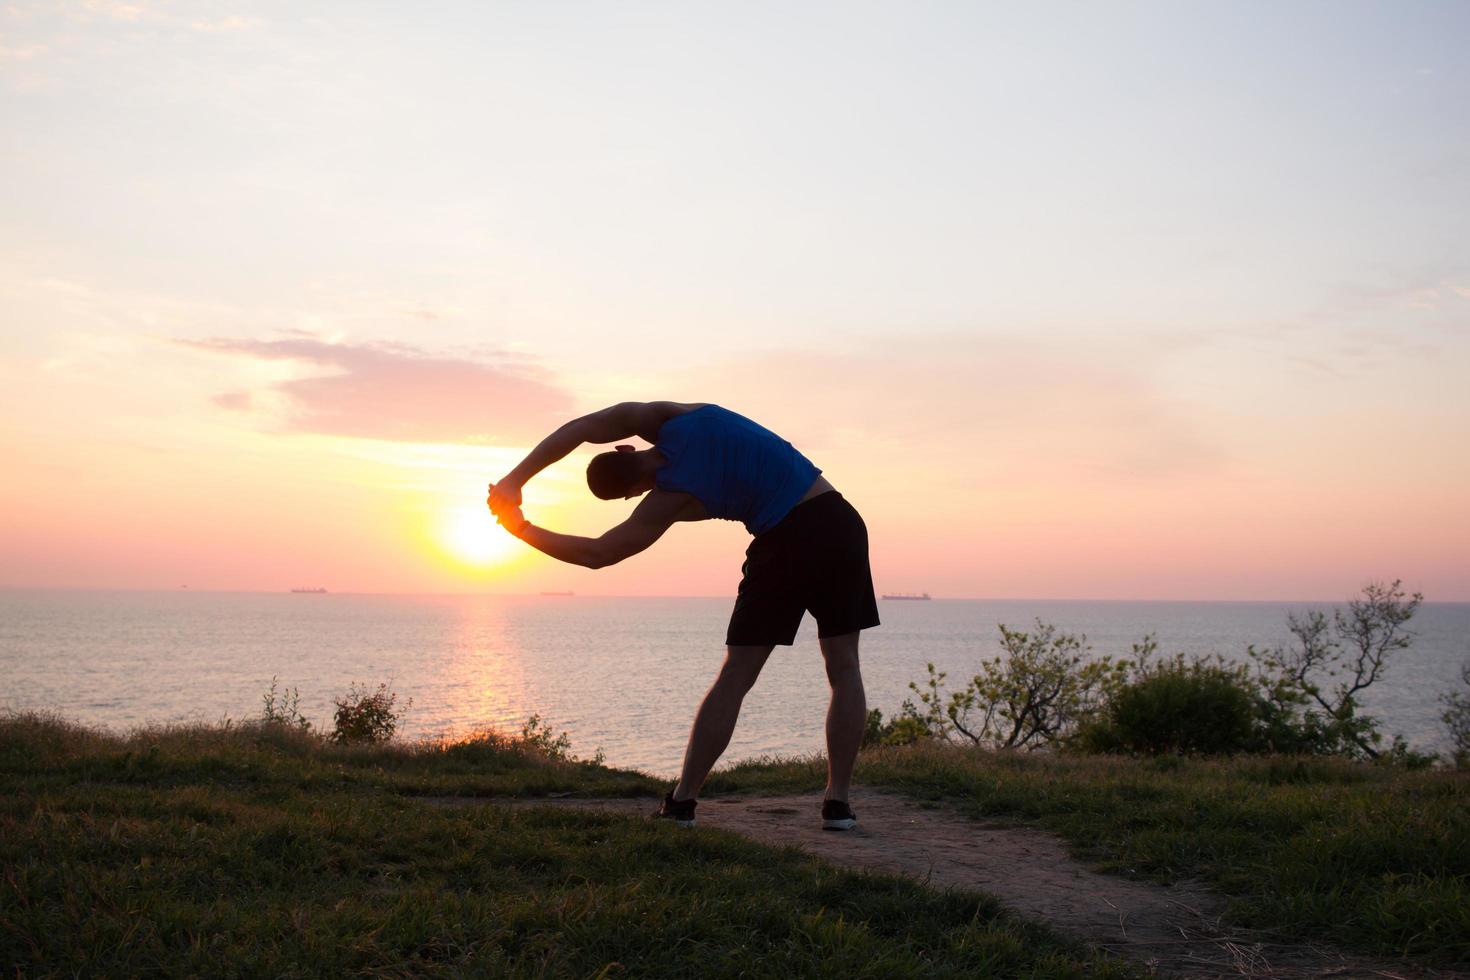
[495,489,702,569]
[492,402,661,510]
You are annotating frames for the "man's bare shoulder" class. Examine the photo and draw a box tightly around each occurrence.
[626,401,709,442]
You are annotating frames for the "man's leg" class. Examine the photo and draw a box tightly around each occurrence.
[672,645,774,801]
[819,631,865,802]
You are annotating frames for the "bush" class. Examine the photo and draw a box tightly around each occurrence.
[517,714,604,764]
[330,682,410,745]
[861,708,930,747]
[1080,654,1257,755]
[260,676,313,731]
[1442,661,1470,769]
[880,581,1434,765]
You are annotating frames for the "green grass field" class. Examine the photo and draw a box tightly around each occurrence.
[709,743,1470,967]
[5,711,1466,975]
[1,713,1136,978]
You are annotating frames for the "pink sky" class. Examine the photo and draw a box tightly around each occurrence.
[2,322,1465,600]
[1,4,1467,600]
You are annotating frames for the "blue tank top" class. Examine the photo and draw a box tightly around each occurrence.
[654,405,821,535]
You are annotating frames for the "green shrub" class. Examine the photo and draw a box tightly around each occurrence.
[330,681,409,744]
[517,714,605,764]
[890,581,1430,764]
[861,708,930,747]
[1441,665,1470,769]
[260,676,313,731]
[1081,655,1256,755]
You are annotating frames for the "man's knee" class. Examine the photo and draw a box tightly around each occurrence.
[819,633,862,681]
[718,645,772,692]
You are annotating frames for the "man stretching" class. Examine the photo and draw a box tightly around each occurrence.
[486,401,879,830]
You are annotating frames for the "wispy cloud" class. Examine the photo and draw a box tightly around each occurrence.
[675,333,1228,482]
[1,2,267,83]
[77,0,148,23]
[0,43,48,61]
[211,390,252,411]
[1312,265,1470,323]
[183,337,573,445]
[189,15,259,34]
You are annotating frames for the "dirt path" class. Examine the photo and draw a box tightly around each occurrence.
[465,791,1453,980]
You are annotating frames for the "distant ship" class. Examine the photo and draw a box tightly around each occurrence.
[290,587,328,594]
[539,590,575,596]
[882,592,931,601]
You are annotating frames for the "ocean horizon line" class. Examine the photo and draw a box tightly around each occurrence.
[3,586,1467,605]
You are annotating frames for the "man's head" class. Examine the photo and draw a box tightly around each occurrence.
[587,444,659,500]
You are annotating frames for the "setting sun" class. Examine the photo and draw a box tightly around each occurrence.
[439,505,513,566]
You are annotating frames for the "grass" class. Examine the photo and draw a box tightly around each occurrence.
[706,742,1470,968]
[1,712,1134,978]
[8,710,1464,973]
[0,710,664,799]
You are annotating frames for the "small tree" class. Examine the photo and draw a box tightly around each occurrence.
[904,620,1128,750]
[1441,660,1470,769]
[1248,580,1422,760]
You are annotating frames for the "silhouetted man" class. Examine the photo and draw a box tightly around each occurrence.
[487,401,878,830]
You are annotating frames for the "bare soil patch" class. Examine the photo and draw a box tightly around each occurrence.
[443,790,1458,979]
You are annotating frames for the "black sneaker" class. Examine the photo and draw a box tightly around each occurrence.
[821,799,856,831]
[655,791,697,828]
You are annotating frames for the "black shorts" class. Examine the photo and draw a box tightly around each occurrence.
[725,491,881,647]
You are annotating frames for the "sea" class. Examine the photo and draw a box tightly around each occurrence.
[3,590,1466,776]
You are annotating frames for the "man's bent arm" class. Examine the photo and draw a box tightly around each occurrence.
[507,490,698,569]
[511,523,613,569]
[501,402,649,491]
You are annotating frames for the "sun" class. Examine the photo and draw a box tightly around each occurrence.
[438,505,514,566]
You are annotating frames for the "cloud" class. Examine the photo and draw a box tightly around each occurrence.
[212,390,252,411]
[0,44,48,62]
[77,0,148,22]
[399,308,444,321]
[190,15,260,34]
[183,337,573,444]
[1310,264,1470,324]
[670,333,1227,482]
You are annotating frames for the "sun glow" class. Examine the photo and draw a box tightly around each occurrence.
[439,505,514,566]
